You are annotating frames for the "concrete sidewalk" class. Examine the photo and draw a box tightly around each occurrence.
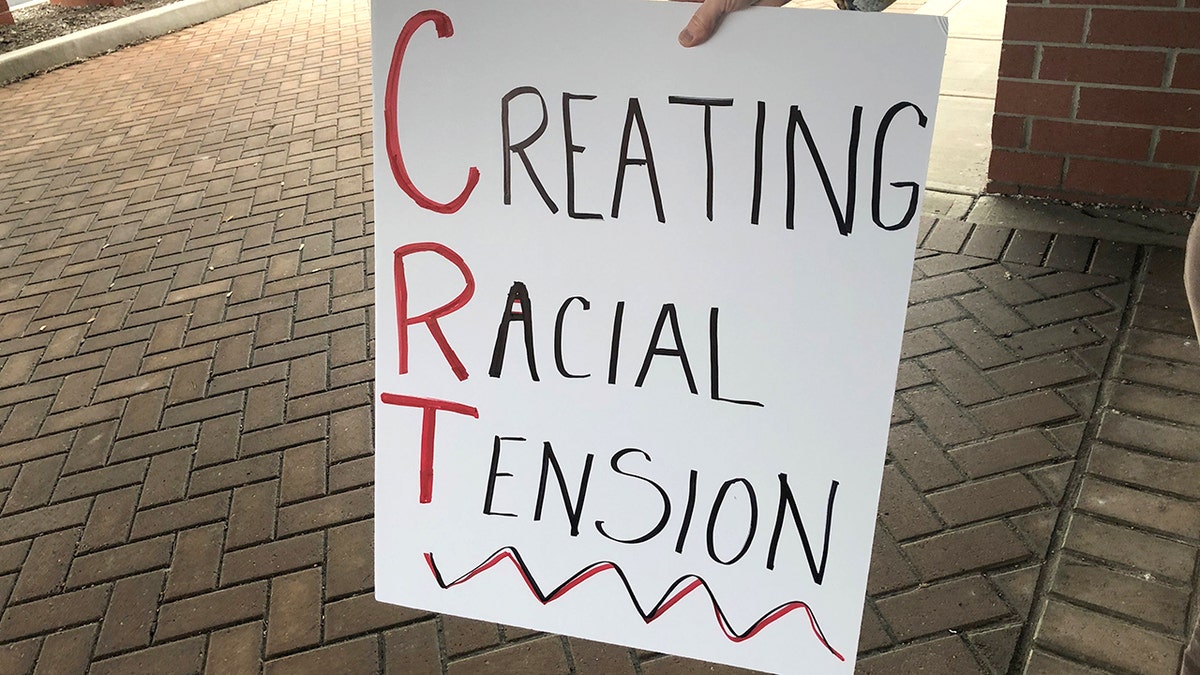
[1,0,1199,673]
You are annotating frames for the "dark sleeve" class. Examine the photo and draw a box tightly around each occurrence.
[838,0,899,10]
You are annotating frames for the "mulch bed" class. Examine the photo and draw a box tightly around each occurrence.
[1,0,181,55]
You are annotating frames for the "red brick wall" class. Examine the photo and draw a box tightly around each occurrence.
[988,0,1200,211]
[0,0,12,26]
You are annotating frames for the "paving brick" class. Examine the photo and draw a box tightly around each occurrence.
[443,615,502,657]
[921,218,969,252]
[279,441,327,505]
[277,487,372,536]
[10,527,81,603]
[967,623,1021,674]
[330,405,372,463]
[0,585,109,642]
[286,383,371,421]
[903,520,1031,583]
[0,636,40,675]
[130,491,231,540]
[3,454,67,514]
[1065,513,1195,584]
[876,465,941,541]
[0,499,90,546]
[244,381,287,432]
[0,431,73,472]
[875,575,1011,642]
[887,423,963,491]
[264,635,380,675]
[190,454,281,497]
[164,523,226,601]
[323,591,432,642]
[139,448,193,508]
[116,389,167,439]
[220,532,323,586]
[160,390,245,428]
[327,519,373,600]
[204,622,266,675]
[1036,600,1181,675]
[856,633,981,674]
[90,636,206,675]
[987,353,1090,395]
[867,526,919,595]
[920,350,1002,406]
[384,620,441,675]
[166,360,210,405]
[265,567,323,656]
[194,413,241,467]
[948,429,1063,479]
[241,416,327,458]
[446,635,570,675]
[226,479,280,550]
[0,540,30,577]
[1109,382,1200,427]
[1089,442,1200,499]
[1027,456,1075,504]
[95,570,166,656]
[638,654,762,674]
[941,318,1022,370]
[33,622,97,675]
[858,604,891,653]
[155,581,268,642]
[0,397,52,446]
[79,484,140,552]
[971,389,1079,435]
[208,362,289,398]
[1025,649,1108,675]
[927,473,1048,527]
[66,535,173,589]
[1077,476,1200,539]
[1053,559,1188,633]
[329,455,373,492]
[1127,328,1200,365]
[50,368,102,413]
[901,387,984,446]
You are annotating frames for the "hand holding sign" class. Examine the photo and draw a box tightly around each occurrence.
[674,0,900,48]
[675,0,788,48]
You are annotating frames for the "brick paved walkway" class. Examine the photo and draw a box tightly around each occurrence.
[1,0,1198,673]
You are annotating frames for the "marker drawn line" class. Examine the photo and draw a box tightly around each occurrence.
[424,547,844,661]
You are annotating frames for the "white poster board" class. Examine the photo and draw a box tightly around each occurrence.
[371,2,946,672]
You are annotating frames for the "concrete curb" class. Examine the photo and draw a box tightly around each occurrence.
[0,0,272,84]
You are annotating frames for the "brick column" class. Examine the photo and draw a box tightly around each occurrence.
[50,0,125,6]
[988,0,1200,212]
[0,0,13,26]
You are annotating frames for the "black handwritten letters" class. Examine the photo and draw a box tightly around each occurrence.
[385,12,930,233]
[484,438,838,585]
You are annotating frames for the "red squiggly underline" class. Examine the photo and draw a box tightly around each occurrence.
[424,546,844,661]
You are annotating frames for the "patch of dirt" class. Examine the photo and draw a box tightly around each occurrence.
[0,0,182,55]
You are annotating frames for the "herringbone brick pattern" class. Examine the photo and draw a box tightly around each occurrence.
[1026,247,1200,675]
[1,0,1198,673]
[860,219,1138,672]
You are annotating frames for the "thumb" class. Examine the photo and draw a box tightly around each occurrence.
[678,0,729,48]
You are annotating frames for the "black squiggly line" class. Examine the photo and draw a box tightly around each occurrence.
[424,546,844,660]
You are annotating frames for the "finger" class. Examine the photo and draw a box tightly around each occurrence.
[678,0,780,48]
[678,0,734,48]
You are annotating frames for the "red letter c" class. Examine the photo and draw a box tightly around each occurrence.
[385,10,480,214]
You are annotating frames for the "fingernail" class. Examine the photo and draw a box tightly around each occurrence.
[678,29,694,46]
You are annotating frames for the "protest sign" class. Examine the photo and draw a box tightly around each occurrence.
[371,1,946,671]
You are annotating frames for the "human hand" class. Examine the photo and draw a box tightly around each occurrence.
[675,0,788,48]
